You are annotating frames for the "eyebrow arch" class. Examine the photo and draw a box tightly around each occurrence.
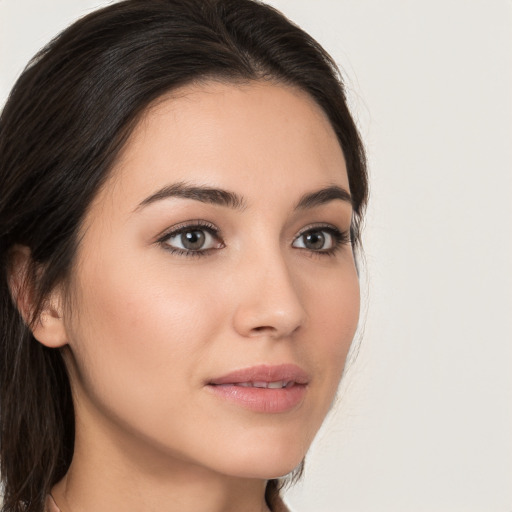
[134,182,247,212]
[295,185,353,210]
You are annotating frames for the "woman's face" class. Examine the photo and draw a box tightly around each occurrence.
[62,81,360,479]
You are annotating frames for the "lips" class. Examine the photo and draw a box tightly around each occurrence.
[208,364,309,386]
[232,380,295,389]
[206,364,309,413]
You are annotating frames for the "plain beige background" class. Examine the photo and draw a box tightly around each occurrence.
[1,1,511,511]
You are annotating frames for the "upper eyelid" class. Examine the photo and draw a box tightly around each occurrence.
[157,221,341,235]
[155,220,220,241]
[293,222,344,238]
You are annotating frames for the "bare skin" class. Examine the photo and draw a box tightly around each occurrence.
[30,81,359,512]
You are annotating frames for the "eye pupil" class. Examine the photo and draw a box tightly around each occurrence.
[181,230,205,250]
[304,231,325,250]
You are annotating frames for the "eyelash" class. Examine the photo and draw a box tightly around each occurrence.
[294,224,351,257]
[156,221,351,258]
[156,220,222,258]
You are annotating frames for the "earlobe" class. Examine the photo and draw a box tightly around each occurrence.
[31,292,68,348]
[7,245,68,348]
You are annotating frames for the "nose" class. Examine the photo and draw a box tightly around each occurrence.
[231,250,307,339]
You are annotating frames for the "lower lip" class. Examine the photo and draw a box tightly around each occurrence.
[206,383,307,413]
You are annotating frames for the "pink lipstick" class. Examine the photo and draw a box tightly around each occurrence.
[206,364,309,413]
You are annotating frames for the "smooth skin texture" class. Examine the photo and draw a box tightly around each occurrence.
[33,81,360,512]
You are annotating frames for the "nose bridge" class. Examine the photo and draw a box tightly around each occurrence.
[232,241,307,339]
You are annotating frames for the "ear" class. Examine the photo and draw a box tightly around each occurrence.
[8,245,68,348]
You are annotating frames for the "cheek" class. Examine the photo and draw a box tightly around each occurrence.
[325,281,360,358]
[64,250,227,420]
[72,245,221,344]
[304,266,360,386]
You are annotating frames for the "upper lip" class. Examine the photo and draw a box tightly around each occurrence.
[208,364,310,386]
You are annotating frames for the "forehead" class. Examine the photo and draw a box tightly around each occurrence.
[96,80,349,213]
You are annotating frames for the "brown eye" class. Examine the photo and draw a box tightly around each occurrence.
[180,230,206,250]
[303,231,326,250]
[163,226,220,252]
[292,228,336,252]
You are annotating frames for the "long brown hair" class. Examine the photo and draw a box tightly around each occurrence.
[0,1,368,510]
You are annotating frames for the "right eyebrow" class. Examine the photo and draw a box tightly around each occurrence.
[294,185,353,210]
[133,182,247,212]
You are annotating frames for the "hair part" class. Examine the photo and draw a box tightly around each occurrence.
[0,1,367,510]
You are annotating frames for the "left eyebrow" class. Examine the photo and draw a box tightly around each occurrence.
[134,181,247,212]
[294,185,353,210]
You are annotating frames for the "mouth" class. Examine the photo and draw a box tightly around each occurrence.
[227,380,296,389]
[206,364,309,413]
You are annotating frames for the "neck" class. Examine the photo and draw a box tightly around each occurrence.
[53,472,271,512]
[53,451,271,512]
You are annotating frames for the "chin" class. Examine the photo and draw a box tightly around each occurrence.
[212,433,311,480]
[224,459,304,481]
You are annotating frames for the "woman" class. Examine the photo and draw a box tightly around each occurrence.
[0,1,368,511]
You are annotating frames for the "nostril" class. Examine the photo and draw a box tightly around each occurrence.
[251,325,275,333]
[249,324,301,338]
